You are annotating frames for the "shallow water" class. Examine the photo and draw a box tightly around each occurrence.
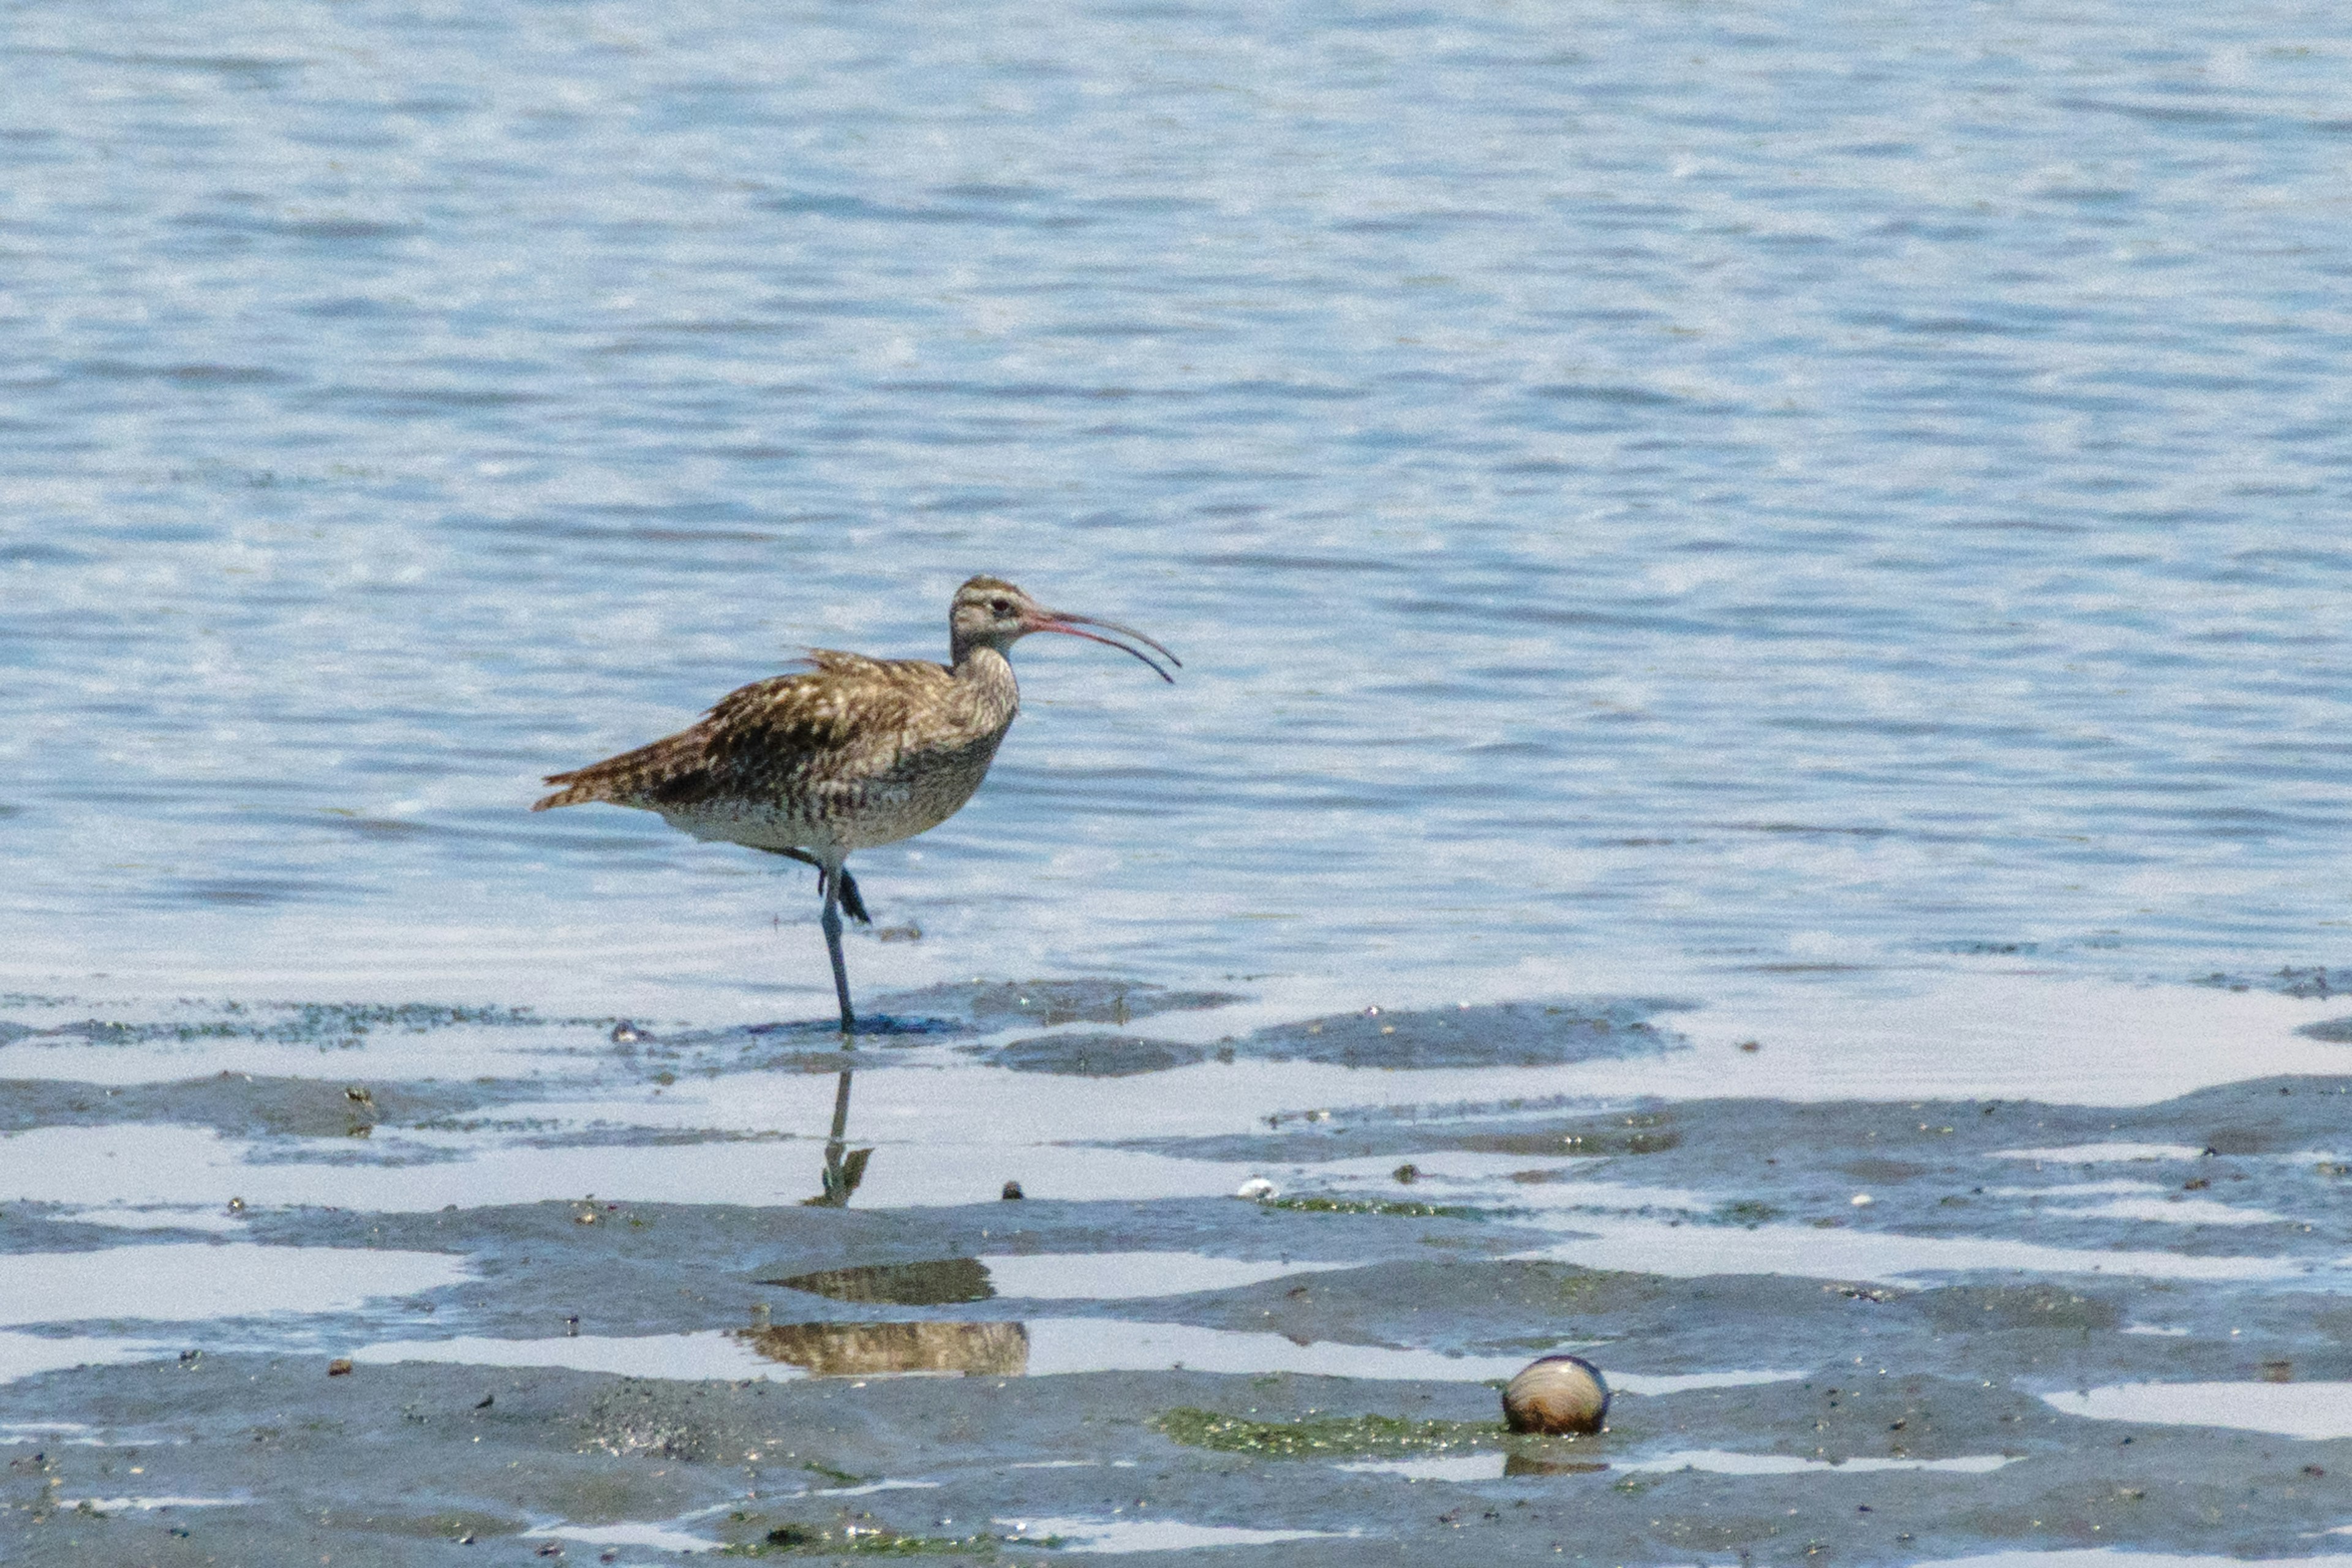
[6,0,2352,1013]
[7,1,2352,1563]
[2039,1381,2352,1441]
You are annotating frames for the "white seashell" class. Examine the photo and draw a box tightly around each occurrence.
[1502,1354,1610,1436]
[1234,1177,1279,1200]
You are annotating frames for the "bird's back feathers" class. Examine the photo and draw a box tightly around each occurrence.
[532,650,1007,816]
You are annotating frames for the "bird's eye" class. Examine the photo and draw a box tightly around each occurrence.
[990,598,1012,616]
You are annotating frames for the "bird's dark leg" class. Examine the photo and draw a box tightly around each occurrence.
[761,846,870,923]
[760,845,866,1033]
[834,868,870,925]
[819,864,856,1037]
[808,1065,871,1205]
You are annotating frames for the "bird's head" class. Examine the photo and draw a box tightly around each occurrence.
[949,575,1179,682]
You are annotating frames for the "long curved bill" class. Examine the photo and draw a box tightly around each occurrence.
[1028,608,1181,684]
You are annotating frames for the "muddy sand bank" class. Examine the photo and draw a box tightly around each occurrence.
[0,978,2348,1564]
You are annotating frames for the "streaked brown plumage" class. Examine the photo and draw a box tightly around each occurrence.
[533,575,1177,1034]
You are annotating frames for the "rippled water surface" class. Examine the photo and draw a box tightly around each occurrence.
[6,0,2351,1013]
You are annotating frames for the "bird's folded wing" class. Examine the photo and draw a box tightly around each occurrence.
[533,654,956,810]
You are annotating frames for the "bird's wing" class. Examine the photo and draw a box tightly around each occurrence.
[531,654,956,811]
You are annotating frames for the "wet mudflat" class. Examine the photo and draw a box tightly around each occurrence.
[1,976,2348,1565]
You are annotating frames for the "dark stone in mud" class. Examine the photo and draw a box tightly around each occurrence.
[976,1031,1208,1076]
[1235,998,1689,1069]
[872,976,1242,1030]
[764,1257,996,1305]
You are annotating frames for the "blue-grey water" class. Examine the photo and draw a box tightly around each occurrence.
[6,1,2351,1011]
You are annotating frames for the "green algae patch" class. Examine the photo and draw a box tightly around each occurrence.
[1259,1194,1490,1219]
[1155,1407,1502,1458]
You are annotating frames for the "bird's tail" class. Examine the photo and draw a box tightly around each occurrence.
[531,769,622,812]
[531,733,699,811]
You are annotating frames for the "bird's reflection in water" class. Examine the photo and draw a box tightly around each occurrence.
[1503,1455,1609,1477]
[763,1257,995,1306]
[805,1064,872,1207]
[737,1319,1030,1378]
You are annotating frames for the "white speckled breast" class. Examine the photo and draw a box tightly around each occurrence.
[660,726,1008,854]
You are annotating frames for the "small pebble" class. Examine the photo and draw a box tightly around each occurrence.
[1001,1181,1025,1200]
[1502,1354,1609,1436]
[610,1022,642,1044]
[326,1358,354,1377]
[1850,1193,1874,1207]
[1393,1163,1420,1184]
[564,1314,581,1337]
[1234,1177,1279,1200]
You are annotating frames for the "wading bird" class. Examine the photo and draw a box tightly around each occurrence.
[533,576,1177,1036]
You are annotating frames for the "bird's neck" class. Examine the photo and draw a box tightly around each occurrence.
[951,644,1020,725]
